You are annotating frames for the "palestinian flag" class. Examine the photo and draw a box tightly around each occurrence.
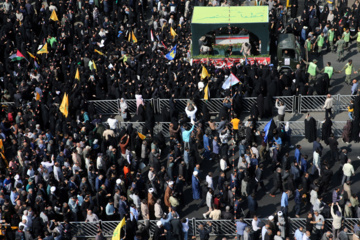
[9,50,25,61]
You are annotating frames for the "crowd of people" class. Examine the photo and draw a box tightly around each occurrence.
[0,0,360,237]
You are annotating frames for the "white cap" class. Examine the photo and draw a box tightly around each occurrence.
[109,146,113,151]
[278,211,283,216]
[116,179,122,184]
[50,186,56,192]
[168,181,174,185]
[193,171,198,176]
[157,221,162,227]
[14,174,19,180]
[268,215,274,221]
[93,139,98,144]
[148,188,154,193]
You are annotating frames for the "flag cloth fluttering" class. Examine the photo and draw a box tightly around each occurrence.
[150,30,155,42]
[170,27,177,39]
[0,139,8,168]
[9,50,26,61]
[222,73,241,89]
[59,93,69,118]
[27,51,36,59]
[112,217,126,240]
[165,45,177,60]
[75,68,80,80]
[94,49,105,56]
[138,132,146,140]
[50,10,59,21]
[131,31,137,43]
[47,37,57,47]
[201,66,211,80]
[37,43,49,54]
[204,83,210,101]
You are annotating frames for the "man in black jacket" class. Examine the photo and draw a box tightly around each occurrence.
[198,222,212,240]
[269,168,283,197]
[15,225,25,240]
[153,221,166,240]
[170,213,183,240]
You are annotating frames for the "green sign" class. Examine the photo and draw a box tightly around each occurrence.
[192,6,268,24]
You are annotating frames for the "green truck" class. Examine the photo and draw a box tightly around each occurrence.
[277,33,302,72]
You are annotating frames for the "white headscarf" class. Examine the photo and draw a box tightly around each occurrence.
[120,98,128,112]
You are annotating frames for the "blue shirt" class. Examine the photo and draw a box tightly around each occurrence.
[181,125,195,142]
[236,222,247,235]
[106,203,115,215]
[300,158,307,173]
[281,192,288,207]
[294,148,301,164]
[10,191,19,205]
[273,136,282,145]
[203,135,210,150]
[352,82,358,95]
[294,189,301,204]
[294,229,303,240]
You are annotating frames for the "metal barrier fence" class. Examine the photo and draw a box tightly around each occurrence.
[70,218,359,238]
[1,94,355,115]
[104,120,346,138]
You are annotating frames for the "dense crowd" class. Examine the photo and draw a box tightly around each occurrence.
[0,0,360,238]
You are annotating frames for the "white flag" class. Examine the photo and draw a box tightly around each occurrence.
[222,73,240,89]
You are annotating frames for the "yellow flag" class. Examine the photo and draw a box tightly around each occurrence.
[59,93,69,118]
[201,66,210,80]
[131,31,137,43]
[0,139,4,154]
[27,51,36,59]
[75,68,80,80]
[93,60,97,71]
[112,217,126,240]
[94,49,105,56]
[138,132,146,140]
[50,10,59,21]
[204,83,210,100]
[36,92,40,101]
[170,27,177,39]
[37,43,49,54]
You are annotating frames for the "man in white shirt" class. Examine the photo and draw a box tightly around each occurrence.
[252,215,261,239]
[322,94,334,119]
[342,159,355,185]
[107,117,118,130]
[185,103,197,121]
[41,155,55,173]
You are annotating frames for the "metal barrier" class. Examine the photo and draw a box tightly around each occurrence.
[70,218,359,238]
[89,99,120,115]
[100,120,346,138]
[86,94,356,115]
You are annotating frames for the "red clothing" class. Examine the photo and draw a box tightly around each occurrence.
[119,135,129,154]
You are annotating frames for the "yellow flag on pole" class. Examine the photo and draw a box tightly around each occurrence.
[50,10,59,21]
[93,60,97,71]
[201,66,210,80]
[59,93,69,118]
[170,27,177,39]
[27,51,36,59]
[37,43,49,54]
[36,92,40,100]
[94,49,105,56]
[0,139,4,154]
[0,139,8,168]
[204,83,210,100]
[112,217,126,240]
[138,132,146,140]
[131,31,137,43]
[75,68,80,80]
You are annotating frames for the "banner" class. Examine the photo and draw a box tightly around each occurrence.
[193,57,271,68]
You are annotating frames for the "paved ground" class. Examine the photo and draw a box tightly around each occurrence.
[177,109,360,220]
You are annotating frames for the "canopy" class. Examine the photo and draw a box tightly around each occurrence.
[191,6,269,56]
